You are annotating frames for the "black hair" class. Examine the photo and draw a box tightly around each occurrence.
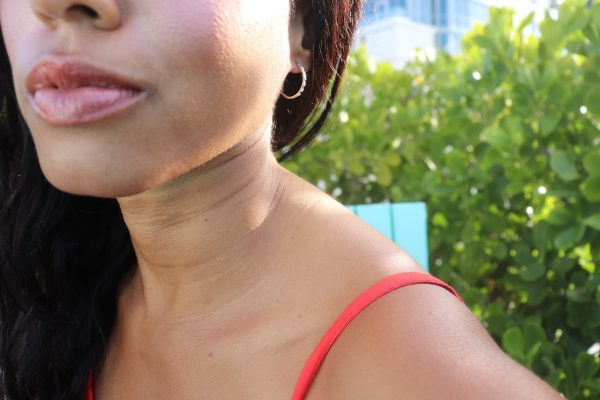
[0,1,362,398]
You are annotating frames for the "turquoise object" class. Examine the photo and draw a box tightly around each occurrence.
[345,202,429,271]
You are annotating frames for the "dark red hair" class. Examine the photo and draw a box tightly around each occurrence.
[274,0,363,162]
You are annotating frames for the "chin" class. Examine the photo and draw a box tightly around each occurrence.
[46,173,150,199]
[38,158,155,199]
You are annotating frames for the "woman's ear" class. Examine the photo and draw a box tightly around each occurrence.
[288,0,315,73]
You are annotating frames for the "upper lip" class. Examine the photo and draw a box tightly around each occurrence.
[26,58,145,94]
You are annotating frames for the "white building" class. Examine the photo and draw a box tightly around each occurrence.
[357,0,551,67]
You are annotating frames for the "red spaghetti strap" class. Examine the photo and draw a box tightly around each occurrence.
[290,271,463,400]
[85,371,94,400]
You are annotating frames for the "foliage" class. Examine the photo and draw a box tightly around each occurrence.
[279,1,600,398]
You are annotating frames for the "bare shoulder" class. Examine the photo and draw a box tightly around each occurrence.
[306,281,564,400]
[277,167,429,283]
[279,170,563,399]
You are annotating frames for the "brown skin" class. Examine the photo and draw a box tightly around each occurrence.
[1,0,563,399]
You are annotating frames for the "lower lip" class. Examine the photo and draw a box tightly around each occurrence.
[27,86,147,126]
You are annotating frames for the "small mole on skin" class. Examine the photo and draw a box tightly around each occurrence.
[208,351,213,357]
[204,218,208,222]
[298,313,302,319]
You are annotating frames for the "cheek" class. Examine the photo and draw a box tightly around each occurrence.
[0,1,31,66]
[1,2,57,103]
[225,0,292,77]
[134,0,291,156]
[148,0,291,107]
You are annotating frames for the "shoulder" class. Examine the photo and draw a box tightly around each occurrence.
[307,279,563,400]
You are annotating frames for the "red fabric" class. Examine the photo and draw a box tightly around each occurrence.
[85,271,463,400]
[85,373,93,400]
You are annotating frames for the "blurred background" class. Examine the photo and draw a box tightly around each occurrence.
[358,0,556,65]
[279,0,600,398]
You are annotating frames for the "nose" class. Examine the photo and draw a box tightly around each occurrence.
[30,0,121,30]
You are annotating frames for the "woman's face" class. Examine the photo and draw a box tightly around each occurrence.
[0,0,302,197]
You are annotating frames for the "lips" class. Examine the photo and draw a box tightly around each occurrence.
[26,61,144,93]
[25,60,148,125]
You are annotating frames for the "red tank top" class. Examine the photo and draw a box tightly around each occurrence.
[85,272,463,400]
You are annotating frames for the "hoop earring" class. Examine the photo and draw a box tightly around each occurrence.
[281,63,307,100]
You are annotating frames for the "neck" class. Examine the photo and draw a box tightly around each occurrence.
[116,126,285,321]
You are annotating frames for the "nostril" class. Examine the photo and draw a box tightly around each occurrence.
[67,4,99,19]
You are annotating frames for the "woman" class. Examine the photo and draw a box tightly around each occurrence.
[0,0,564,399]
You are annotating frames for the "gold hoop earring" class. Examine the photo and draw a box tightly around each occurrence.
[281,63,307,100]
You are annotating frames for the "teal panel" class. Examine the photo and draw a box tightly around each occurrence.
[391,202,429,271]
[354,203,393,241]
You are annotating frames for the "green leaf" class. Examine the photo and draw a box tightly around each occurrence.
[384,151,401,167]
[485,304,509,336]
[546,206,576,226]
[480,125,512,155]
[586,90,600,117]
[432,212,449,228]
[502,326,525,359]
[554,224,586,249]
[375,161,392,186]
[491,242,508,259]
[542,356,557,375]
[584,213,600,231]
[533,222,549,250]
[576,353,600,380]
[348,158,366,175]
[566,287,592,303]
[550,150,579,182]
[523,322,545,360]
[583,149,600,175]
[582,176,600,202]
[521,262,546,282]
[584,13,600,45]
[551,258,576,275]
[540,113,561,137]
[517,12,535,35]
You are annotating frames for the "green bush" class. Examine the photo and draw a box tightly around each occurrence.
[279,1,600,398]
